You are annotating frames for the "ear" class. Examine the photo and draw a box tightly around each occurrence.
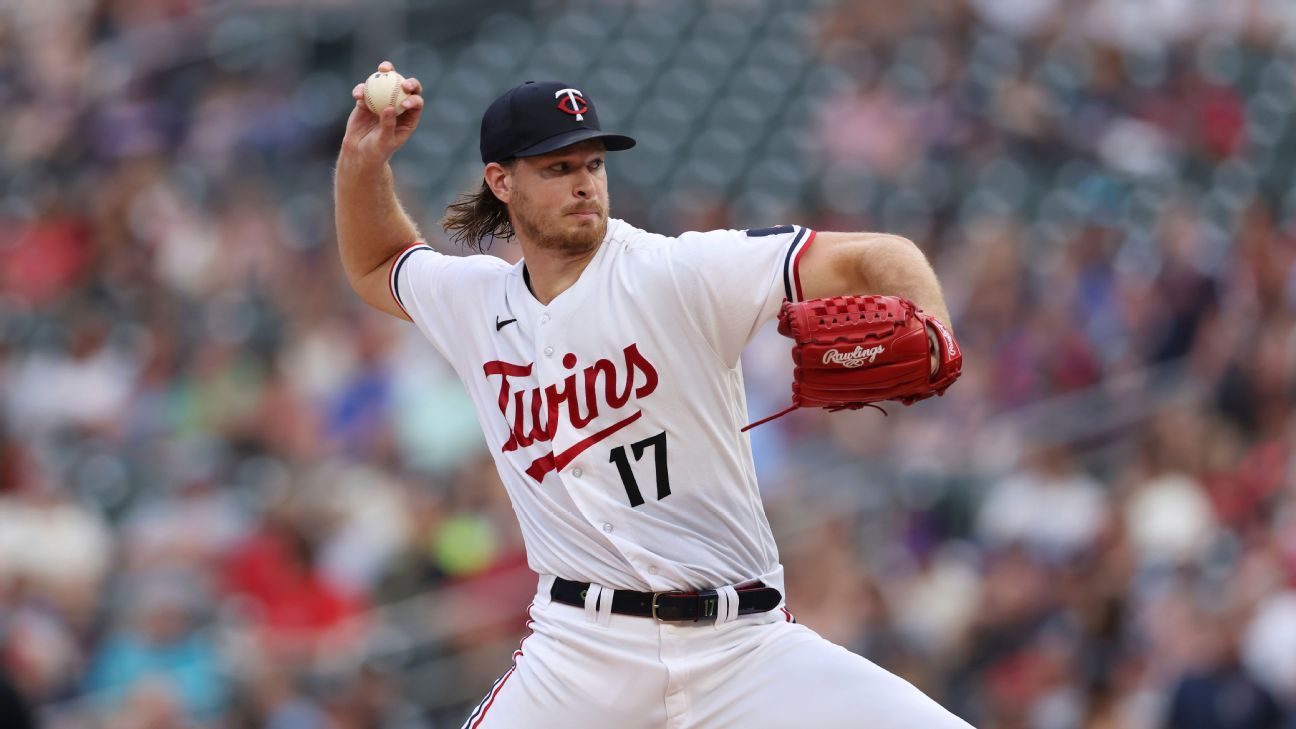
[484,162,513,204]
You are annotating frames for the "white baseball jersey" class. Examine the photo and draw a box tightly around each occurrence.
[389,219,817,595]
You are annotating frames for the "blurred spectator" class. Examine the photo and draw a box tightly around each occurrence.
[976,444,1108,560]
[313,465,413,595]
[1164,610,1285,729]
[121,437,249,573]
[221,507,368,661]
[0,478,112,632]
[234,664,330,729]
[321,664,432,729]
[82,573,226,723]
[1123,415,1221,568]
[1243,591,1296,708]
[0,666,35,729]
[3,316,135,437]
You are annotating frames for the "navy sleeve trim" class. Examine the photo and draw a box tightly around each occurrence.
[389,242,434,317]
[746,225,795,238]
[781,227,810,302]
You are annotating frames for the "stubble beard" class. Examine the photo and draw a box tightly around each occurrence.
[511,190,609,256]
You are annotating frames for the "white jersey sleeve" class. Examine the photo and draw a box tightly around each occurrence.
[666,225,816,368]
[387,241,510,360]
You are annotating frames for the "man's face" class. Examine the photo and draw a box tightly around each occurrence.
[506,140,609,255]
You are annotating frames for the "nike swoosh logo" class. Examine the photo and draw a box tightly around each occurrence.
[495,316,517,331]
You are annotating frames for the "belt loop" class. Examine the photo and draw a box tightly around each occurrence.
[715,585,740,628]
[596,586,615,627]
[584,583,603,624]
[536,575,556,608]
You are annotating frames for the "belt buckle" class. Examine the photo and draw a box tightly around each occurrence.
[652,591,684,622]
[651,589,720,623]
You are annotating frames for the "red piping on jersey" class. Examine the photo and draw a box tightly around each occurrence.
[513,604,535,660]
[792,230,816,302]
[524,409,643,482]
[388,241,427,317]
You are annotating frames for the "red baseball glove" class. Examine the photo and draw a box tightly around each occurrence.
[743,295,962,430]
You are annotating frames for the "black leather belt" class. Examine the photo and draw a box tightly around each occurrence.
[550,577,782,623]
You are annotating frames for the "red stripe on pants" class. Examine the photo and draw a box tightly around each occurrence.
[471,667,515,729]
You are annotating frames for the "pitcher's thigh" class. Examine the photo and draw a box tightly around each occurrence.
[462,615,671,729]
[695,622,974,729]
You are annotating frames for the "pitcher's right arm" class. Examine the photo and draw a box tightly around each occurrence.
[334,61,425,321]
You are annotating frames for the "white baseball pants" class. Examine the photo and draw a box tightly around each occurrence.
[459,577,976,729]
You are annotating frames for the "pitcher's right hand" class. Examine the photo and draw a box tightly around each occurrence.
[340,60,424,168]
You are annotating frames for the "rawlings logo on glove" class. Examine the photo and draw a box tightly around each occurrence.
[823,345,886,367]
[743,294,963,431]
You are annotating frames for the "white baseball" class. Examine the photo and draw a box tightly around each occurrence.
[364,71,409,115]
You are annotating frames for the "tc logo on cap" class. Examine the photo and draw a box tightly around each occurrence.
[555,88,588,121]
[478,80,635,163]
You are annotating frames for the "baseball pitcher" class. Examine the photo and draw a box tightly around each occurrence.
[335,61,970,728]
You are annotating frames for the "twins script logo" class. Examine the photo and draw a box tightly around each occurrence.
[483,343,658,482]
[555,88,588,121]
[823,345,885,368]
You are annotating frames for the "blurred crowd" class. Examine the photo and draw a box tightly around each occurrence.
[3,0,1296,727]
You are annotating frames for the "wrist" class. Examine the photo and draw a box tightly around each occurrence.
[927,324,938,378]
[336,152,391,181]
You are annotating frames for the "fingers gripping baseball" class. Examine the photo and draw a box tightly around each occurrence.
[342,61,425,166]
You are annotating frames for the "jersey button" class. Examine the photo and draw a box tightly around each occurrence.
[543,346,554,357]
[540,314,550,324]
[602,522,613,533]
[572,467,583,478]
[648,566,659,575]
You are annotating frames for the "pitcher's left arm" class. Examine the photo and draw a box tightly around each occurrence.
[796,232,952,333]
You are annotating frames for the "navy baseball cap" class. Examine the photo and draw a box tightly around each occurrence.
[479,80,636,164]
